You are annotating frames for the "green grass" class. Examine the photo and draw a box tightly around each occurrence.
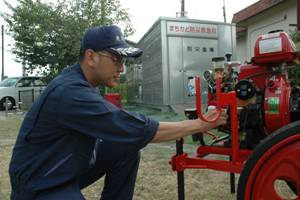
[123,104,186,122]
[0,115,23,140]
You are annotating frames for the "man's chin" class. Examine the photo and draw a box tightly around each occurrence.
[106,82,119,88]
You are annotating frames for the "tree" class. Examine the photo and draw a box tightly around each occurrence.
[290,30,300,49]
[2,0,134,82]
[289,30,300,86]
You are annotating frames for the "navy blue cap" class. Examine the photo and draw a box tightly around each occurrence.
[80,25,142,58]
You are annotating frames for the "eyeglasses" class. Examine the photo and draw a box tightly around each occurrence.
[96,51,126,66]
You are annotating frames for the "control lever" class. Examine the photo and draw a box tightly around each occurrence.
[195,75,222,123]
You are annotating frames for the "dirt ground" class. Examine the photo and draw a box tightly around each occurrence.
[0,143,237,200]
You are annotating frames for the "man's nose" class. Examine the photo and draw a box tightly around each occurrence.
[118,64,125,73]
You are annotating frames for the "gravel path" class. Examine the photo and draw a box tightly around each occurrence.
[0,139,15,147]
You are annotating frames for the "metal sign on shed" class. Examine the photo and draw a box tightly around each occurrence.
[167,22,218,38]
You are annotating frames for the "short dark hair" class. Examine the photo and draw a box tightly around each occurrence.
[79,50,85,62]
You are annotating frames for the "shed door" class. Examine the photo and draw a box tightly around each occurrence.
[168,37,218,104]
[182,37,218,103]
[168,37,184,104]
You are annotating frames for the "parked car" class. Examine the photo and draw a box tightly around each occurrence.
[0,76,47,110]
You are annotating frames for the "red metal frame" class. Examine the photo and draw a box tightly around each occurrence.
[170,76,252,174]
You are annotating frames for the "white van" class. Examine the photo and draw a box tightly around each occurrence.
[0,76,46,110]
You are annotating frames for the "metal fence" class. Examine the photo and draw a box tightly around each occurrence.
[18,89,44,110]
[1,89,44,117]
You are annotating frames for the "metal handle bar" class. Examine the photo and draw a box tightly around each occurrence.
[195,74,222,123]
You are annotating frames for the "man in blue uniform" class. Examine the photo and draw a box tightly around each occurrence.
[9,25,227,200]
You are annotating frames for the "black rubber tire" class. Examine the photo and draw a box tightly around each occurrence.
[1,97,15,110]
[237,120,300,200]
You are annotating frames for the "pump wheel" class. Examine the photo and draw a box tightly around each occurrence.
[237,121,300,200]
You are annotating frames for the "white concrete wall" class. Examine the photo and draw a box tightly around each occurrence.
[236,36,248,63]
[237,0,297,62]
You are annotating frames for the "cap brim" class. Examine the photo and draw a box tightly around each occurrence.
[106,47,143,58]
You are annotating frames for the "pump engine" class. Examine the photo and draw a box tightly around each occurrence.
[173,31,300,200]
[202,32,300,148]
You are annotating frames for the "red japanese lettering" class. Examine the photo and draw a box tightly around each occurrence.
[212,28,216,33]
[180,26,185,32]
[185,27,190,32]
[206,27,211,34]
[190,26,195,33]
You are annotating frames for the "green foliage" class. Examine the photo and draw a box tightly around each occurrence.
[290,30,300,49]
[289,30,300,86]
[1,0,134,82]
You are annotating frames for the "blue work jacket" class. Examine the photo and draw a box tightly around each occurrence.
[9,64,159,198]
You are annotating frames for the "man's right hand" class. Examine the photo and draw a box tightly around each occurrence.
[152,109,228,143]
[199,109,228,133]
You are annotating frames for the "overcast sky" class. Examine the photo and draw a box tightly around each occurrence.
[0,0,259,77]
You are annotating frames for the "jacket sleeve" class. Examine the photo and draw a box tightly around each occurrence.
[57,84,159,150]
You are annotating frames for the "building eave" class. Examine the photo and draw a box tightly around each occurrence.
[232,0,286,24]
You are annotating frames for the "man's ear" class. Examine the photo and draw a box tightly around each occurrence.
[85,49,98,66]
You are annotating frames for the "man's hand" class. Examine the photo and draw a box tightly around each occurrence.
[152,109,228,143]
[199,109,228,133]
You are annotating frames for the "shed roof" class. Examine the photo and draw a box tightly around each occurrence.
[232,0,286,23]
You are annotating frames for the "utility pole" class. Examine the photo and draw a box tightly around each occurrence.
[181,0,185,17]
[297,0,300,31]
[176,0,187,18]
[1,25,4,81]
[223,0,227,23]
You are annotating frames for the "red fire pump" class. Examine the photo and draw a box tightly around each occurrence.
[170,32,300,200]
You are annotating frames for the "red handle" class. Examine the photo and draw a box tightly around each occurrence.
[195,75,222,123]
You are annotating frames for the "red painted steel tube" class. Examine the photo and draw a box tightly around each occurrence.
[195,76,222,123]
[170,76,243,173]
[196,146,252,160]
[196,75,240,161]
[227,92,239,162]
[171,153,244,173]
